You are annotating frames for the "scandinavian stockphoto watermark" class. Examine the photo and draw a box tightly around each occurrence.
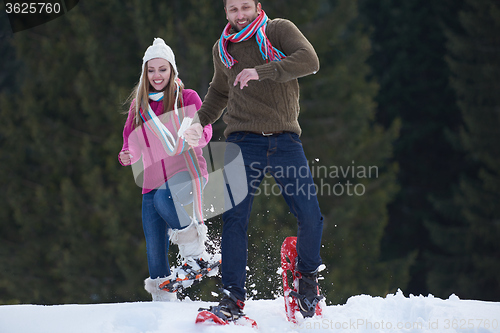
[250,159,379,199]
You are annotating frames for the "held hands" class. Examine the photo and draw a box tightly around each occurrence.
[183,123,204,147]
[119,150,133,165]
[234,68,259,89]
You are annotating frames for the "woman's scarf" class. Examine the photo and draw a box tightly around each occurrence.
[219,10,286,68]
[139,89,205,225]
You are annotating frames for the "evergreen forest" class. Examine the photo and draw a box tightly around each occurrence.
[0,0,499,305]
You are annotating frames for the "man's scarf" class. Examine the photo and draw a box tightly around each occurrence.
[219,10,286,68]
[140,90,205,225]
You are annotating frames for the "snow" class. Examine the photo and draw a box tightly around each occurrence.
[1,290,499,333]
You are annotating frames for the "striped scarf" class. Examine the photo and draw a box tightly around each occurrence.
[219,10,286,68]
[140,90,205,225]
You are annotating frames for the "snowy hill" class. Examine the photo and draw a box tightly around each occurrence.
[1,290,499,333]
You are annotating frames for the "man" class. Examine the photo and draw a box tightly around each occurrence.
[184,0,324,320]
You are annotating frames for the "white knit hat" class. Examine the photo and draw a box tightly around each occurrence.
[142,37,178,76]
[137,38,178,96]
[135,38,180,119]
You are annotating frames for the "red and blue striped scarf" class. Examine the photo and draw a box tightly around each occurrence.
[219,10,286,68]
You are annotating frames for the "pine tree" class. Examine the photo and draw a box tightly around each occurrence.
[300,0,408,304]
[0,14,20,94]
[358,0,466,296]
[427,0,500,301]
[0,12,21,305]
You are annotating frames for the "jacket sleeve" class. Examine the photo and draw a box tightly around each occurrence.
[255,19,320,82]
[194,42,230,128]
[200,123,213,148]
[119,101,141,166]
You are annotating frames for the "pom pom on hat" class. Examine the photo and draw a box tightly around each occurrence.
[142,37,178,77]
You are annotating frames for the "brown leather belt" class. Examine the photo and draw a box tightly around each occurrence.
[248,131,285,136]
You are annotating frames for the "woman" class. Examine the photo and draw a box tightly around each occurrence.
[119,38,216,301]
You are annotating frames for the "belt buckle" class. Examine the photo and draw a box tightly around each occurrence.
[262,131,273,136]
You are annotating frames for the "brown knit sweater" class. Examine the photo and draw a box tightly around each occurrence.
[195,18,320,137]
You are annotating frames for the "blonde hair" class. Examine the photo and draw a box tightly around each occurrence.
[126,61,184,128]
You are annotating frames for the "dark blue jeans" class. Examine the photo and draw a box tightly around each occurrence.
[142,171,205,279]
[222,132,324,300]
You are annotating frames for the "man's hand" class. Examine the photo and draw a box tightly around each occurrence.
[234,68,259,89]
[183,123,204,147]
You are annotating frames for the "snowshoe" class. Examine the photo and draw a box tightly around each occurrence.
[196,289,258,328]
[159,254,221,292]
[281,236,324,322]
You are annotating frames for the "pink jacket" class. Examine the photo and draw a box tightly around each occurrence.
[119,89,212,194]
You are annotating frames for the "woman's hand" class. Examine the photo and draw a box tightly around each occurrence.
[183,123,204,147]
[119,150,134,165]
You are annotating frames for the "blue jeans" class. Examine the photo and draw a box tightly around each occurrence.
[142,171,206,279]
[222,132,324,300]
